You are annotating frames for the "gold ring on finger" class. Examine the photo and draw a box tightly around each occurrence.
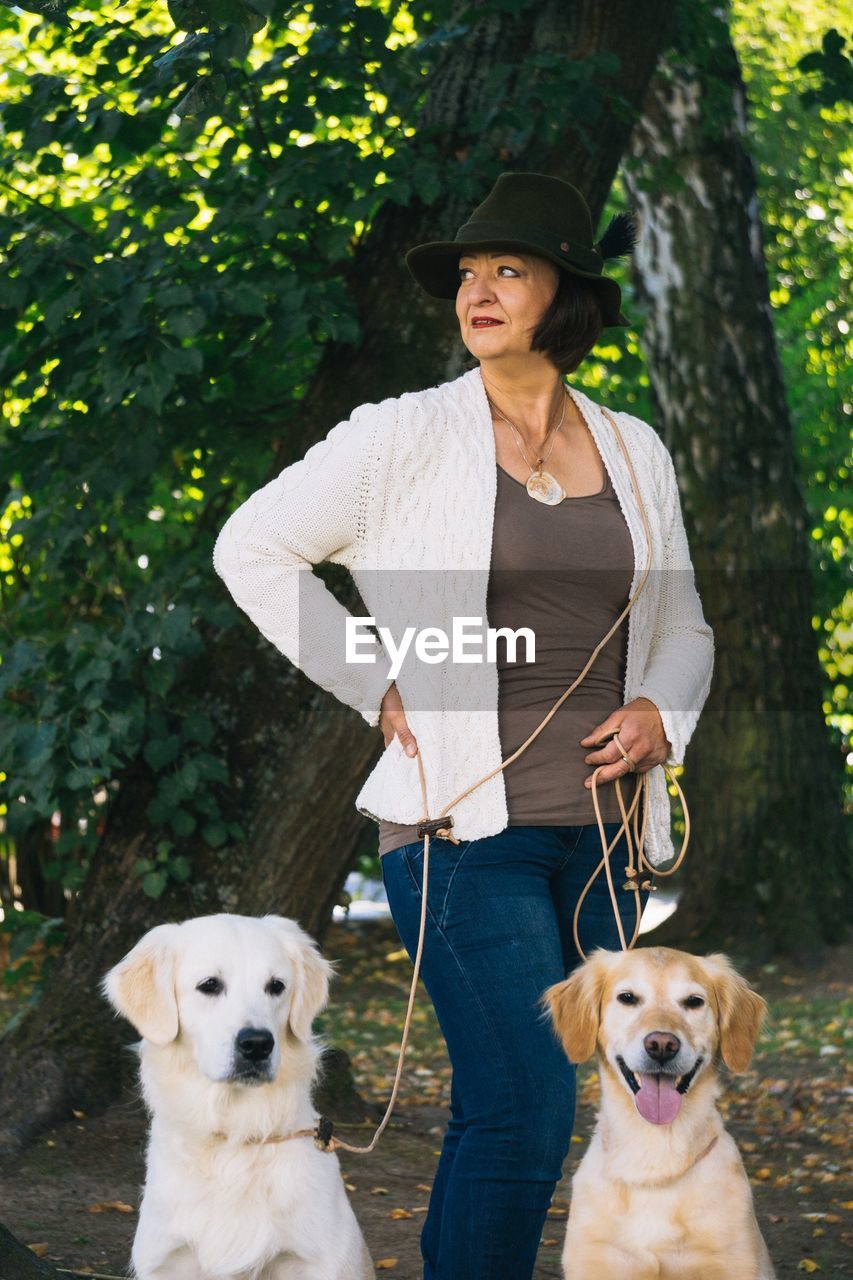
[613,732,637,772]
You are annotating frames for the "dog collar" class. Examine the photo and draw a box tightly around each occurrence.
[210,1114,337,1152]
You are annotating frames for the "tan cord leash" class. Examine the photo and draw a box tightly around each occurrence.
[257,406,691,1156]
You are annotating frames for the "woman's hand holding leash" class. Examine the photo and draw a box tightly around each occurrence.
[579,696,671,788]
[379,682,419,757]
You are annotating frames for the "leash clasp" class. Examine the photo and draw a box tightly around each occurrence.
[313,1114,335,1151]
[416,815,455,839]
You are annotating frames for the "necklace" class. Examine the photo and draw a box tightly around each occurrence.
[488,385,569,506]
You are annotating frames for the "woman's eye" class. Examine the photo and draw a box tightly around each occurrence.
[616,991,639,1005]
[266,978,286,997]
[197,977,224,996]
[684,995,705,1009]
[458,264,518,280]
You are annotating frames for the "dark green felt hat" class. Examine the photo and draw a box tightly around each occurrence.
[405,171,636,327]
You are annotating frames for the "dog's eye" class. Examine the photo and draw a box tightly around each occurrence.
[266,978,286,997]
[197,977,224,996]
[616,991,639,1005]
[684,995,705,1009]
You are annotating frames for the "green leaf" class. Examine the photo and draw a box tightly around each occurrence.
[73,658,112,693]
[209,0,251,22]
[143,663,177,697]
[159,344,204,375]
[42,288,81,334]
[66,767,96,790]
[227,282,268,317]
[161,604,195,648]
[17,722,56,765]
[169,855,192,882]
[169,808,197,836]
[143,735,182,770]
[179,760,200,790]
[211,27,251,68]
[69,729,110,762]
[202,819,228,847]
[141,870,169,899]
[157,284,195,309]
[146,795,171,825]
[168,0,208,33]
[137,362,175,415]
[153,31,213,74]
[163,307,208,339]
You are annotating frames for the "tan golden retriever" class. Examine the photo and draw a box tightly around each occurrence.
[542,947,775,1280]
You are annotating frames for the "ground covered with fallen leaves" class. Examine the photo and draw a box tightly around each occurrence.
[0,920,850,1278]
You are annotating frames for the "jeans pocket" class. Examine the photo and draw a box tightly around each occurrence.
[402,837,473,931]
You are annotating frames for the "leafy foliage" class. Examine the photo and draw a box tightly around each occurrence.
[0,0,639,921]
[0,0,465,912]
[0,0,848,946]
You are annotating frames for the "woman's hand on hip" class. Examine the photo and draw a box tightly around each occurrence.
[379,682,418,757]
[579,697,671,788]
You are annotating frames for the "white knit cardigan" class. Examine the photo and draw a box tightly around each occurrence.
[212,365,714,867]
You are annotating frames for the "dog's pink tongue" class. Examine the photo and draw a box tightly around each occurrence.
[635,1074,683,1125]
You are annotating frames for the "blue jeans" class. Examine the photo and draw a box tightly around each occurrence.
[381,822,650,1280]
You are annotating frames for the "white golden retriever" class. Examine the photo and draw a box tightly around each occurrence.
[102,913,374,1280]
[543,946,775,1280]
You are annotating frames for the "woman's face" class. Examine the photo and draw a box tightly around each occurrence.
[454,249,560,361]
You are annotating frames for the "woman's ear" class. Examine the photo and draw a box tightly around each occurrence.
[265,915,334,1044]
[101,923,182,1046]
[703,953,767,1073]
[541,953,609,1063]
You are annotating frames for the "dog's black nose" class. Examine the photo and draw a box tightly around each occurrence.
[236,1027,275,1062]
[644,1030,680,1063]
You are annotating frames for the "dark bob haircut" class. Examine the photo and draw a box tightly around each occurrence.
[529,266,606,375]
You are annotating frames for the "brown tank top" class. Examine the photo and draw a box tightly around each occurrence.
[377,460,634,855]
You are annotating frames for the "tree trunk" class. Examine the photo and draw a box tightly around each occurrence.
[0,0,675,1155]
[13,822,66,919]
[621,8,851,958]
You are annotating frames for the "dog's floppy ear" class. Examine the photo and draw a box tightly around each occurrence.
[703,953,767,1073]
[265,916,333,1043]
[540,952,610,1063]
[101,922,181,1046]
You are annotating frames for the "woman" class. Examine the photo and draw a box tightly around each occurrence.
[213,172,714,1280]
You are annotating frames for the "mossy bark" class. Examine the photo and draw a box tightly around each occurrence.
[622,14,851,959]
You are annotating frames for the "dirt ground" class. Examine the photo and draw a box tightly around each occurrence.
[0,920,850,1279]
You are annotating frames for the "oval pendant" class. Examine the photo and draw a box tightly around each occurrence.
[526,469,566,505]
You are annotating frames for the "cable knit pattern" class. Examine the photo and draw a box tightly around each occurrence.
[212,366,714,867]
